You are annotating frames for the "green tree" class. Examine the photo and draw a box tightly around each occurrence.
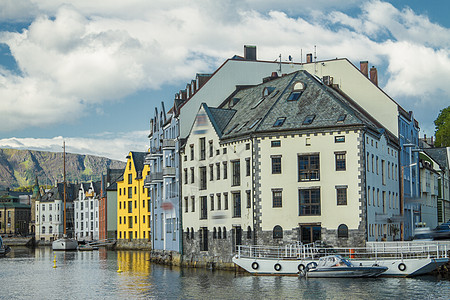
[435,106,450,147]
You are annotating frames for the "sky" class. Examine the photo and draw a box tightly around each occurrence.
[0,0,449,161]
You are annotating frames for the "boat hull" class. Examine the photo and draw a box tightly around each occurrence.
[232,256,448,277]
[52,238,78,251]
[307,266,387,278]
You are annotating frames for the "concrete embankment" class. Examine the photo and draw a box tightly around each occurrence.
[2,237,35,247]
[149,250,236,271]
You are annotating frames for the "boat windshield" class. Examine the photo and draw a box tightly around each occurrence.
[318,255,353,268]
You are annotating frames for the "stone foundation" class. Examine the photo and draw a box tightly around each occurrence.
[116,239,152,250]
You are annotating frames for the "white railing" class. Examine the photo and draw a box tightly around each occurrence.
[235,241,449,261]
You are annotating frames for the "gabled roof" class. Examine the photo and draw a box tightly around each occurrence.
[203,104,236,138]
[40,183,78,203]
[423,148,449,170]
[127,152,147,180]
[217,70,383,140]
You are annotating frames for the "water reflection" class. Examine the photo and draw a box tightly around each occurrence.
[1,247,449,300]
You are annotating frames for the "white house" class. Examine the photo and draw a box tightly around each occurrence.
[74,182,101,241]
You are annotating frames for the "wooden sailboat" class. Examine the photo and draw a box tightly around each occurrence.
[52,141,78,251]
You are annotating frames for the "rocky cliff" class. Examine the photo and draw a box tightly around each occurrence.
[0,148,125,188]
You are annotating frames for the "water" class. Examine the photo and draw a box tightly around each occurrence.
[1,247,449,300]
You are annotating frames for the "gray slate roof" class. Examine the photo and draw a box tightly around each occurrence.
[423,148,449,170]
[210,70,382,140]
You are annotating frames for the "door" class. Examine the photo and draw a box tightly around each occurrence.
[300,225,321,244]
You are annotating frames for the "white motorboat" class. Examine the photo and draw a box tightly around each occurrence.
[306,255,387,278]
[232,241,450,277]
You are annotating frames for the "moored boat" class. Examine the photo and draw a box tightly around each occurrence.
[0,235,11,257]
[306,255,387,278]
[232,241,450,277]
[52,236,78,251]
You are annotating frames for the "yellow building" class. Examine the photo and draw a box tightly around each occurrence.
[117,152,151,242]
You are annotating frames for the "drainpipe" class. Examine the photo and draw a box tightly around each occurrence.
[178,138,183,255]
[251,135,257,246]
[363,130,368,243]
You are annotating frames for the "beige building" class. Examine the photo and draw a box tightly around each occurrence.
[182,70,400,261]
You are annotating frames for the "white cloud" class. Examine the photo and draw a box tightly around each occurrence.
[0,130,148,161]
[0,0,449,136]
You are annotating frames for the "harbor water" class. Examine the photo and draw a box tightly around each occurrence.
[1,247,449,299]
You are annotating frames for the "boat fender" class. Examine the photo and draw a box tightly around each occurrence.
[274,263,282,271]
[398,263,406,271]
[298,264,305,271]
[251,262,259,270]
[306,262,318,271]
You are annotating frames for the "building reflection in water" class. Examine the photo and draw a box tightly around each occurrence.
[116,250,152,295]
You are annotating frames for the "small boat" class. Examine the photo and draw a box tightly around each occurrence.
[52,236,78,251]
[52,142,78,251]
[0,235,11,257]
[306,255,387,278]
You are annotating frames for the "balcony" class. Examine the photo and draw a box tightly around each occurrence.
[143,172,163,187]
[162,139,176,150]
[144,147,162,164]
[163,167,176,178]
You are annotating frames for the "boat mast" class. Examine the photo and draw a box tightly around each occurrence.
[63,141,66,236]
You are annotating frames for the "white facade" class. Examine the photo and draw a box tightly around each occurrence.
[418,156,439,230]
[74,182,100,241]
[35,200,63,242]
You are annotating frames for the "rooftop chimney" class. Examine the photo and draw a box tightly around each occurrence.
[244,45,257,61]
[360,61,368,77]
[306,53,313,63]
[370,66,378,86]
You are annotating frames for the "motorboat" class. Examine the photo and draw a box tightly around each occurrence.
[0,235,11,257]
[305,255,387,278]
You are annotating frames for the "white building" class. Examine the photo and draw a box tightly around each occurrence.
[74,182,101,241]
[35,183,77,242]
[182,70,400,261]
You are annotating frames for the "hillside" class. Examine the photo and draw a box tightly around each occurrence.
[0,148,125,189]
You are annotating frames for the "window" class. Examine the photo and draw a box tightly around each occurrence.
[218,227,222,239]
[246,190,251,208]
[335,136,345,143]
[337,114,346,123]
[200,196,207,219]
[128,201,132,213]
[336,186,347,205]
[216,163,220,180]
[302,115,315,125]
[199,167,207,190]
[273,225,283,239]
[191,196,195,212]
[299,188,321,216]
[213,227,217,239]
[224,193,228,210]
[247,226,252,239]
[249,118,261,129]
[298,154,320,181]
[382,160,386,185]
[273,117,286,127]
[335,153,346,171]
[209,140,213,157]
[184,197,188,213]
[232,192,241,218]
[223,162,228,179]
[246,158,251,176]
[210,195,214,211]
[128,187,132,198]
[184,168,188,184]
[190,144,194,160]
[217,194,221,210]
[209,164,214,181]
[223,148,227,154]
[337,224,348,238]
[128,216,133,228]
[287,92,301,101]
[42,226,45,234]
[128,173,132,184]
[271,156,282,174]
[190,167,194,184]
[232,160,240,186]
[272,190,282,207]
[271,140,281,147]
[200,138,206,160]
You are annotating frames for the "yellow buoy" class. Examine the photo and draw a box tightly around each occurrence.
[117,265,123,273]
[53,255,57,268]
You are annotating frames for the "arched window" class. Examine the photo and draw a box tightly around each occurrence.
[213,227,217,239]
[223,227,227,239]
[49,226,53,234]
[338,224,348,238]
[190,227,194,239]
[218,227,222,239]
[42,215,45,222]
[247,226,252,239]
[49,215,52,222]
[273,225,283,239]
[42,226,46,234]
[186,228,190,240]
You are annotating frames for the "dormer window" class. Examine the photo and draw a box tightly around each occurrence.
[337,114,346,123]
[288,81,305,101]
[273,117,286,127]
[249,118,261,129]
[253,87,276,109]
[303,115,315,125]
